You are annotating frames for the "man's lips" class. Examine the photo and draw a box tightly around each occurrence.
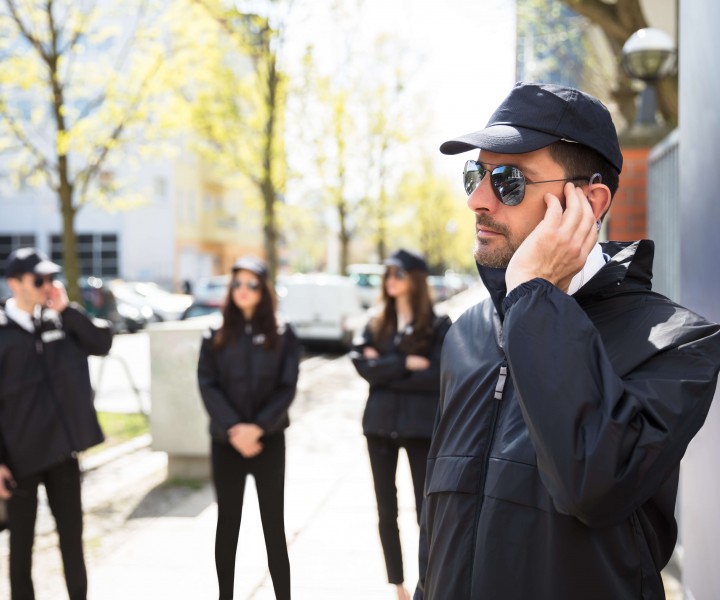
[475,216,507,238]
[476,224,504,238]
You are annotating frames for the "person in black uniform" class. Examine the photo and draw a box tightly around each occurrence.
[0,247,113,600]
[197,256,301,600]
[415,82,720,600]
[350,249,451,600]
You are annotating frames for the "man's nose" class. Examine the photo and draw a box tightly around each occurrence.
[467,174,498,212]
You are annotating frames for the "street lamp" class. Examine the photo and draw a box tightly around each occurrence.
[622,28,677,127]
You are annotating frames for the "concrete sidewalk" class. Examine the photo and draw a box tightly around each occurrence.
[0,354,421,600]
[87,355,417,600]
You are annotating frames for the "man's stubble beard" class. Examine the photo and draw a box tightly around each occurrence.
[472,215,518,268]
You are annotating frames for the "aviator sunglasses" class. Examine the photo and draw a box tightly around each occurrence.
[231,279,261,291]
[385,268,407,280]
[463,160,591,206]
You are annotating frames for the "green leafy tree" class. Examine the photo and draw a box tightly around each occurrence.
[0,0,181,300]
[190,0,289,282]
[394,158,476,274]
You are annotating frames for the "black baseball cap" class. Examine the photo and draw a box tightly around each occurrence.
[440,82,623,174]
[384,249,428,273]
[5,247,62,279]
[231,256,268,278]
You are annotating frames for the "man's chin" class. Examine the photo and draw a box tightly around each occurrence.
[473,244,511,269]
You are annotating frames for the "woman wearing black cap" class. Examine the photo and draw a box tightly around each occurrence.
[350,249,452,600]
[198,256,301,600]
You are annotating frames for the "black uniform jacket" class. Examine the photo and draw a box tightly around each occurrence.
[197,323,301,442]
[416,241,720,600]
[351,314,452,440]
[0,303,113,479]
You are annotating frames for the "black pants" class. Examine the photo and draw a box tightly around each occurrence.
[7,456,86,600]
[211,434,290,600]
[366,435,430,585]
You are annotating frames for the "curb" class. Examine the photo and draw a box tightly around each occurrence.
[80,433,153,473]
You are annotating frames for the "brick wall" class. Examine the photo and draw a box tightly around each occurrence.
[607,147,650,241]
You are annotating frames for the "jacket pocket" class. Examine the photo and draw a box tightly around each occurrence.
[484,457,559,513]
[423,456,484,598]
[426,455,482,494]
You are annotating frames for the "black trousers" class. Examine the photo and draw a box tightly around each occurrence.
[211,434,290,600]
[366,435,430,585]
[7,456,86,600]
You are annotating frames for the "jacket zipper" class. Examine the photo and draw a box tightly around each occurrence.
[468,359,508,590]
[35,317,80,453]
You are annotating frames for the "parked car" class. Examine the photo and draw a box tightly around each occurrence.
[276,273,367,350]
[180,300,224,320]
[428,275,451,303]
[346,263,385,309]
[109,280,192,322]
[191,274,231,304]
[79,276,147,333]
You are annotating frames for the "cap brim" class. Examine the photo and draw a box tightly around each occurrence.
[439,125,561,155]
[34,260,61,275]
[383,258,404,269]
[232,259,267,277]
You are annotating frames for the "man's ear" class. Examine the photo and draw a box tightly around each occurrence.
[587,183,612,220]
[6,278,20,295]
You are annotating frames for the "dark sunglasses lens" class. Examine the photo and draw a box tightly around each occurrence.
[232,280,260,291]
[34,275,54,288]
[491,166,525,206]
[386,269,406,280]
[463,160,486,196]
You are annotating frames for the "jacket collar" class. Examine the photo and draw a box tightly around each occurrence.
[476,240,655,317]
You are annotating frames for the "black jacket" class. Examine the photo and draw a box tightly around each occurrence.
[0,303,113,479]
[417,241,720,600]
[351,314,452,439]
[197,323,301,442]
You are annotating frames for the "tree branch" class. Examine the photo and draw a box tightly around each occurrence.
[75,54,164,204]
[5,0,51,63]
[0,104,58,187]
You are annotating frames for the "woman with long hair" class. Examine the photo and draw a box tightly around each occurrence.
[350,249,452,600]
[198,256,301,600]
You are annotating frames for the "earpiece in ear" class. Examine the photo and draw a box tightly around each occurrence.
[590,173,603,185]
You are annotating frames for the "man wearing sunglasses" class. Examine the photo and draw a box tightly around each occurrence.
[0,247,113,600]
[415,82,720,600]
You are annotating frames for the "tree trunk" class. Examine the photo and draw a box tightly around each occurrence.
[59,178,80,302]
[48,43,81,302]
[338,199,349,275]
[260,24,280,283]
[376,185,387,262]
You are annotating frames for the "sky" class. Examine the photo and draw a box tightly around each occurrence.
[284,0,518,184]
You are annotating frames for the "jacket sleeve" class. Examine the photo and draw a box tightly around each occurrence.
[384,316,452,394]
[502,278,720,528]
[253,327,301,433]
[197,333,240,436]
[61,303,113,356]
[349,324,407,386]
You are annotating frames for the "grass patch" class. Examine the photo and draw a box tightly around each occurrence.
[85,412,149,456]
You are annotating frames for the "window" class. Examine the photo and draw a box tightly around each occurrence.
[49,233,119,278]
[0,233,37,273]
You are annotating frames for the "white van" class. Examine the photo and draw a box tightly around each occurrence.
[276,273,367,349]
[346,263,385,308]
